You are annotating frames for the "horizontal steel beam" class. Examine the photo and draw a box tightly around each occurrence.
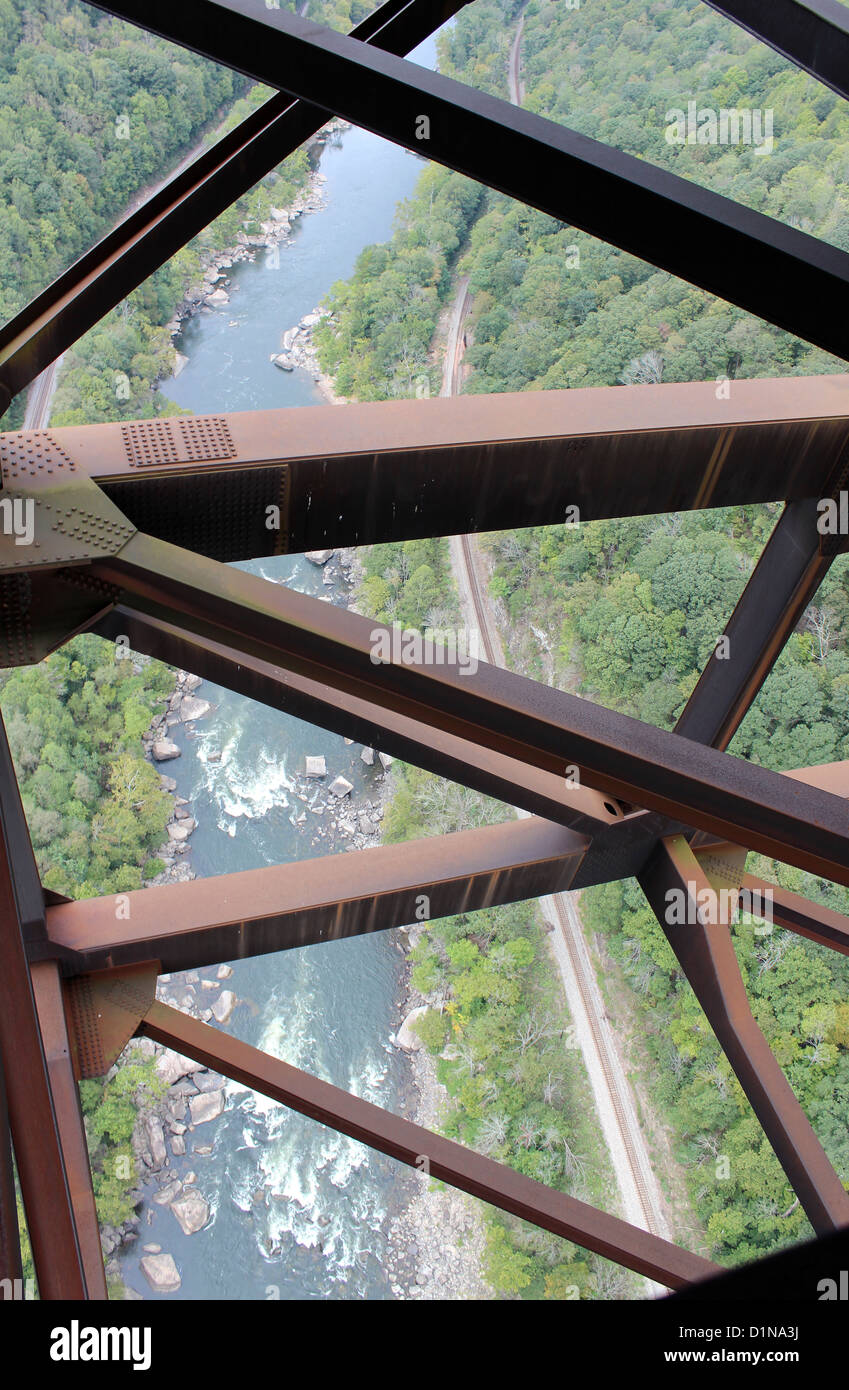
[741,872,849,956]
[88,532,849,886]
[703,1,849,103]
[140,998,720,1288]
[640,836,849,1234]
[87,0,849,359]
[0,0,469,401]
[46,816,588,976]
[3,377,848,559]
[91,605,628,842]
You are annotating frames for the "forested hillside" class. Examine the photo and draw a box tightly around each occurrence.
[0,0,364,429]
[319,0,849,1276]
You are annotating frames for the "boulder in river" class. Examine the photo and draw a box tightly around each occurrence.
[156,1051,205,1086]
[180,695,211,722]
[152,739,181,762]
[305,549,334,565]
[170,1189,210,1236]
[360,747,375,766]
[328,775,354,799]
[305,755,326,779]
[189,1090,225,1125]
[396,1006,430,1051]
[144,1115,167,1168]
[140,1252,181,1293]
[212,989,236,1025]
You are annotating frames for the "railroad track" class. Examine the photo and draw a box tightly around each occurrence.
[437,10,674,1279]
[452,525,665,1248]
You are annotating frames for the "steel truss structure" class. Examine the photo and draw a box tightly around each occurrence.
[1,0,849,1300]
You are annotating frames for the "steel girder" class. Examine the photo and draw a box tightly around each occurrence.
[2,0,849,1303]
[85,0,849,361]
[703,1,849,104]
[0,0,472,406]
[3,378,849,560]
[140,998,720,1289]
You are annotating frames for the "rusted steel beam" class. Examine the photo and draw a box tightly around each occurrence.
[88,533,849,885]
[675,499,836,751]
[140,999,720,1289]
[4,380,849,560]
[0,0,469,401]
[30,963,108,1299]
[0,716,88,1298]
[741,873,849,957]
[703,1,849,104]
[0,1057,22,1286]
[46,817,588,977]
[88,0,849,360]
[639,836,849,1234]
[92,605,623,840]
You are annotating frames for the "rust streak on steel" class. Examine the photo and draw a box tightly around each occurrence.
[3,378,849,556]
[92,605,623,840]
[740,873,849,956]
[140,999,721,1290]
[30,962,108,1298]
[0,1055,22,1284]
[88,532,849,886]
[640,836,849,1234]
[0,715,88,1298]
[45,817,589,976]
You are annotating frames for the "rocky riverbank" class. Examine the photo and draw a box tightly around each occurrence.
[160,120,351,377]
[271,304,348,405]
[341,549,493,1299]
[140,667,209,888]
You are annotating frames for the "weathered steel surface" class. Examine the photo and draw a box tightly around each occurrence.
[89,0,849,359]
[46,819,588,976]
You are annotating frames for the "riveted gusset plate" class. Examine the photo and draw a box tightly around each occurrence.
[0,442,136,573]
[64,961,160,1080]
[0,559,123,666]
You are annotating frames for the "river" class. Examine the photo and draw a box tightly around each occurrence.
[119,32,440,1302]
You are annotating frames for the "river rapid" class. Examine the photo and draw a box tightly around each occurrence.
[120,33,440,1302]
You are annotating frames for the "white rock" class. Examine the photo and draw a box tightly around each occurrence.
[189,1090,225,1125]
[217,964,233,980]
[170,1190,210,1235]
[208,287,229,304]
[304,549,334,565]
[378,752,394,771]
[141,1253,181,1293]
[151,739,181,762]
[328,776,353,799]
[145,1115,167,1167]
[167,822,191,843]
[360,747,375,766]
[154,1056,205,1089]
[212,989,236,1024]
[180,696,211,722]
[305,755,327,779]
[396,1007,429,1051]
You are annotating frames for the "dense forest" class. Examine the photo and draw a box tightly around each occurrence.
[0,0,359,429]
[0,0,361,1283]
[326,0,849,1281]
[5,0,849,1296]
